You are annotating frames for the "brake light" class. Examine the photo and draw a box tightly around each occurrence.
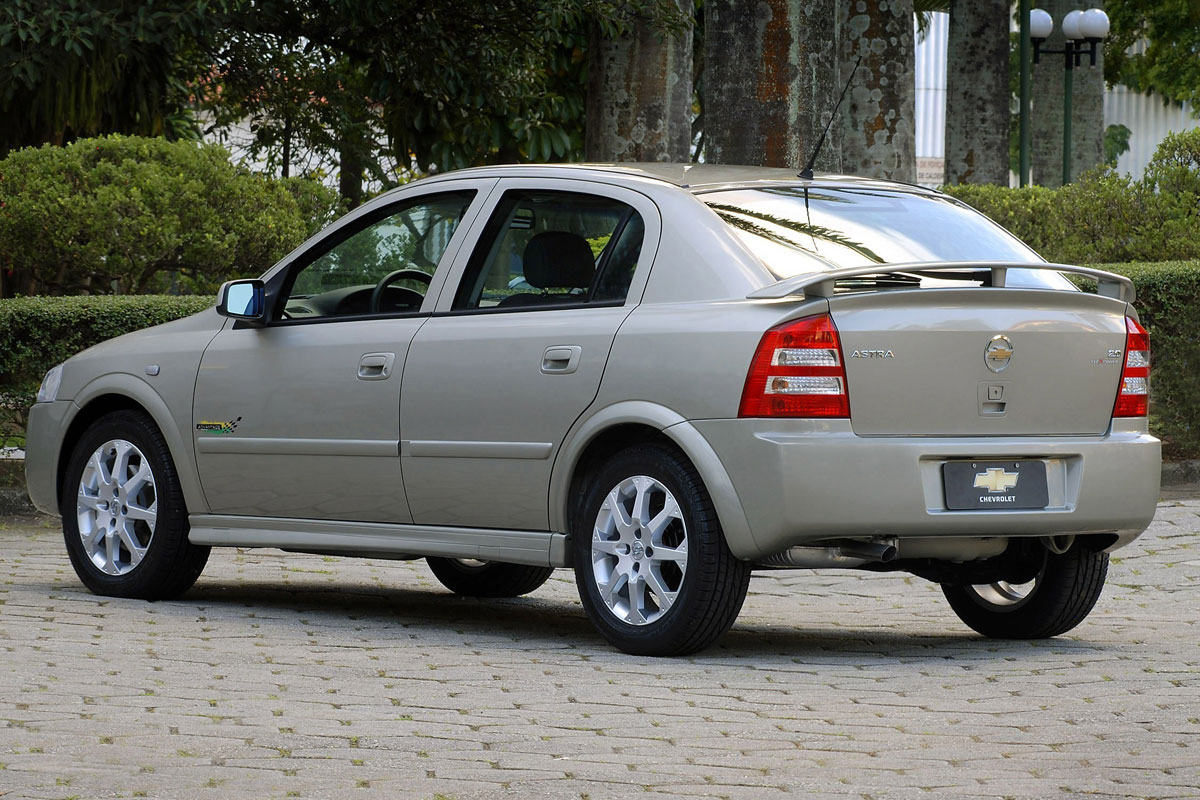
[739,314,850,418]
[1113,316,1149,418]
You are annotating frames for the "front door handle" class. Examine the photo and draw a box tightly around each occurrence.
[541,345,582,374]
[358,352,396,381]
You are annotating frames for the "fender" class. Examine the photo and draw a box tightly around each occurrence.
[549,401,759,559]
[64,373,210,515]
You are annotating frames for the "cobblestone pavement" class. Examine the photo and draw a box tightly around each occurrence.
[1,501,1198,800]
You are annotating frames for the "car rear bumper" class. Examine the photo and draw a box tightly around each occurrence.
[24,400,72,516]
[688,418,1161,560]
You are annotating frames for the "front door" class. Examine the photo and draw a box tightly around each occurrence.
[401,180,657,530]
[193,185,490,522]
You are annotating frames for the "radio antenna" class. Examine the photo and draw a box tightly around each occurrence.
[799,55,861,180]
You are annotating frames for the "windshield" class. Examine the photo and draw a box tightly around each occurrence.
[703,187,1073,291]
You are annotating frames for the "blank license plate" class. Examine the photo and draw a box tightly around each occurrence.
[943,460,1048,510]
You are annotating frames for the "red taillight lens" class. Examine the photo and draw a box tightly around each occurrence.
[1113,316,1150,418]
[739,314,850,418]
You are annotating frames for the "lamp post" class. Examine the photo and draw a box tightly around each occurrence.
[1024,7,1111,186]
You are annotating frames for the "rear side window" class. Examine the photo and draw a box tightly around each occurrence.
[453,190,644,311]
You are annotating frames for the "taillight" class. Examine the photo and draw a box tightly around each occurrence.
[1113,316,1150,418]
[739,314,850,418]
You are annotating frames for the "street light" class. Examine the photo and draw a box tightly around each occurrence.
[1027,7,1110,186]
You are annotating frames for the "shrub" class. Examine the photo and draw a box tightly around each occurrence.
[0,295,211,447]
[0,135,340,297]
[1095,260,1200,461]
[943,167,1200,265]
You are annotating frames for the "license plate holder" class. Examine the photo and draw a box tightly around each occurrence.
[943,460,1048,511]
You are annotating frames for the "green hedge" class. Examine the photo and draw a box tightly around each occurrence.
[1093,261,1200,460]
[0,295,211,446]
[1,272,1198,459]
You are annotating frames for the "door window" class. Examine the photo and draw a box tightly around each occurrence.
[281,191,474,320]
[452,190,644,311]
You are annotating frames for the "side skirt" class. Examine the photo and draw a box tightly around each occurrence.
[188,514,571,568]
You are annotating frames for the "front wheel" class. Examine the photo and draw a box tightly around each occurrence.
[573,443,751,657]
[941,546,1109,639]
[62,410,209,600]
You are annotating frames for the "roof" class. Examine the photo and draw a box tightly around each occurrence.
[417,163,939,195]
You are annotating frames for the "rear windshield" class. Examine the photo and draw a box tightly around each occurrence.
[703,187,1073,290]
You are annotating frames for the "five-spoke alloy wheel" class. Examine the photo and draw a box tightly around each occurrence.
[63,411,209,599]
[574,443,750,657]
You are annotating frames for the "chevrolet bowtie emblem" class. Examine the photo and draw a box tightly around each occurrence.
[974,467,1019,493]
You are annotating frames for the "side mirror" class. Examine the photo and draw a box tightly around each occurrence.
[216,279,266,322]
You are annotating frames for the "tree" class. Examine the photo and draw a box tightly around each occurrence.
[585,0,693,162]
[0,0,215,155]
[944,0,1009,185]
[1105,0,1200,108]
[840,0,917,181]
[703,0,842,170]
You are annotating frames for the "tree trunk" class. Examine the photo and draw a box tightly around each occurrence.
[1031,0,1105,187]
[585,1,693,162]
[944,0,1010,185]
[704,0,842,170]
[339,142,364,209]
[840,0,917,182]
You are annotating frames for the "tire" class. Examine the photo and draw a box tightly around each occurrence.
[941,546,1109,639]
[62,410,209,600]
[426,557,554,598]
[573,443,751,657]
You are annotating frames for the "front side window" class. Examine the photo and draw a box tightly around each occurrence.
[281,191,474,320]
[453,190,644,311]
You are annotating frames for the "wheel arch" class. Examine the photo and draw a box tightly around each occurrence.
[57,375,207,515]
[550,401,758,559]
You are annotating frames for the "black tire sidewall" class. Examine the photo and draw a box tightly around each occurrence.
[573,443,745,656]
[62,411,196,599]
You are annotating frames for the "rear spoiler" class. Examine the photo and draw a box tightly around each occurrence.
[746,261,1135,304]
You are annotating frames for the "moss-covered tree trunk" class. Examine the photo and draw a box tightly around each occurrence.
[585,2,693,162]
[1031,0,1105,187]
[704,0,842,170]
[840,0,916,181]
[944,0,1010,185]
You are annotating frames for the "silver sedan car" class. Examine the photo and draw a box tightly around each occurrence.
[25,164,1161,656]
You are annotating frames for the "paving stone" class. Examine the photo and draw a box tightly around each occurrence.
[1,501,1199,799]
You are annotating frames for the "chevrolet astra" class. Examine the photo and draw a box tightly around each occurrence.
[25,164,1161,656]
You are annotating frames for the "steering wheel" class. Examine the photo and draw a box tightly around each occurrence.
[370,269,432,314]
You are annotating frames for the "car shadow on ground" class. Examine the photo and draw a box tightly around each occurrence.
[36,576,1110,664]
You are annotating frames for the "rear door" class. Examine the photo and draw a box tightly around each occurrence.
[400,178,659,530]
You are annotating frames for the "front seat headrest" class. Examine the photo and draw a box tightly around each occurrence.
[522,232,595,290]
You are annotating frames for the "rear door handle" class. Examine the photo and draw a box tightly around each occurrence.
[358,352,396,381]
[541,345,582,374]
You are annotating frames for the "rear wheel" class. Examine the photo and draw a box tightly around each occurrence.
[62,410,209,600]
[426,557,554,598]
[573,443,750,657]
[941,546,1109,638]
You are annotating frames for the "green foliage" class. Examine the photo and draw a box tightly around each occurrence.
[0,135,340,296]
[0,294,212,447]
[1105,0,1200,109]
[1093,260,1200,460]
[0,0,218,154]
[1104,124,1132,168]
[942,167,1200,265]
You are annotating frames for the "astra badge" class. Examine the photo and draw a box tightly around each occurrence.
[974,467,1019,493]
[985,335,1013,373]
[851,349,894,358]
